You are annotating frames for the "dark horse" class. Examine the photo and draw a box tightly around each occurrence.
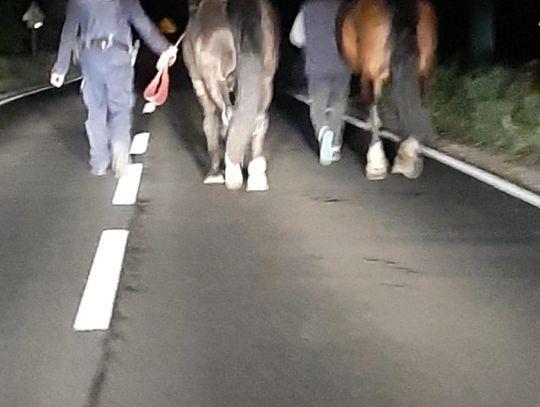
[182,0,279,191]
[338,0,437,180]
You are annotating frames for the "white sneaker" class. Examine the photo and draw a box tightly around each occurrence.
[318,127,335,166]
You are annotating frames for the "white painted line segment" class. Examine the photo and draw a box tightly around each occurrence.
[73,229,129,331]
[0,76,83,107]
[289,91,540,209]
[112,163,144,206]
[422,147,540,209]
[130,132,150,155]
[142,102,156,114]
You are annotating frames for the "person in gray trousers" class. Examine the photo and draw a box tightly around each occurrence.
[290,0,351,166]
[50,0,178,177]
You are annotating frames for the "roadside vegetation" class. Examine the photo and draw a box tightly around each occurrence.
[426,60,540,164]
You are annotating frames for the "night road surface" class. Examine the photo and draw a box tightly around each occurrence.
[0,62,539,407]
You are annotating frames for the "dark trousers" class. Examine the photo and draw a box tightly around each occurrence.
[307,73,351,147]
[80,49,134,170]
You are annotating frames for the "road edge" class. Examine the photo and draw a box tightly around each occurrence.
[288,91,540,210]
[0,75,83,107]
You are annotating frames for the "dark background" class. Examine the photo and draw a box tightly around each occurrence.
[0,0,538,66]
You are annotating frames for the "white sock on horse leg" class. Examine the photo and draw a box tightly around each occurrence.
[247,156,269,192]
[224,153,243,191]
[392,137,423,178]
[366,141,388,180]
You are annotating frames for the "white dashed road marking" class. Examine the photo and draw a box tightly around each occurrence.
[73,229,130,331]
[112,163,144,206]
[129,132,150,155]
[5,84,155,332]
[142,102,157,114]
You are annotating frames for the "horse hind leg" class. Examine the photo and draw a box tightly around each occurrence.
[193,80,225,185]
[391,137,423,179]
[390,73,429,179]
[390,1,436,180]
[246,70,274,192]
[215,80,243,191]
[246,112,269,192]
[364,78,389,181]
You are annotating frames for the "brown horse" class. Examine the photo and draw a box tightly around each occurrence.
[339,0,437,180]
[182,0,279,191]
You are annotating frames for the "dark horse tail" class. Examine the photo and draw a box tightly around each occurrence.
[225,0,265,164]
[388,0,434,142]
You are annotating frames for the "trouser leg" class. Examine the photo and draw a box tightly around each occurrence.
[106,62,134,150]
[307,75,331,140]
[80,61,110,170]
[328,73,351,149]
[105,61,134,177]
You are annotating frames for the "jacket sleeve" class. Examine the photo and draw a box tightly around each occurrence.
[128,0,171,55]
[52,0,80,76]
[289,8,306,48]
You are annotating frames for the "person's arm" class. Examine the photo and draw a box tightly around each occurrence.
[289,8,306,48]
[127,0,171,55]
[52,0,80,77]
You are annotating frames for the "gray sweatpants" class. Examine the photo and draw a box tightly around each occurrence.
[307,73,351,148]
[80,49,134,170]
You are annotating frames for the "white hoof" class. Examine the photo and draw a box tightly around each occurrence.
[246,157,269,192]
[225,154,243,191]
[392,138,423,179]
[366,141,388,180]
[203,173,225,185]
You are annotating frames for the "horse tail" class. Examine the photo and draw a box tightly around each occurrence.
[225,0,265,164]
[227,0,264,56]
[388,0,435,142]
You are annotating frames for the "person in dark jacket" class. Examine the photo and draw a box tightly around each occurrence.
[50,0,178,177]
[290,0,351,166]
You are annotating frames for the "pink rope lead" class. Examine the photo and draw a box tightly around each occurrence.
[143,33,185,106]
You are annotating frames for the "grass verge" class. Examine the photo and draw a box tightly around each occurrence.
[426,60,540,165]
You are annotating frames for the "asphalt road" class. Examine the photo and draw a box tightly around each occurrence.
[0,63,539,407]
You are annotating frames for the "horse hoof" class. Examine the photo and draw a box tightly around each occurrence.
[391,138,423,179]
[225,178,243,191]
[366,167,388,181]
[225,169,243,190]
[225,154,243,191]
[366,141,388,180]
[246,157,269,192]
[392,156,424,179]
[203,173,225,185]
[247,175,269,192]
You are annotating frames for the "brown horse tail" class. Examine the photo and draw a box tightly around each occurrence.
[388,0,435,143]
